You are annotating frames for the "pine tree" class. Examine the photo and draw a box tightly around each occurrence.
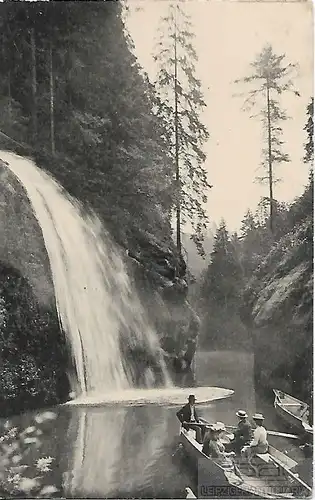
[153,2,210,257]
[235,44,299,234]
[240,209,257,239]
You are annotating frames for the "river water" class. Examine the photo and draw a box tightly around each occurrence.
[4,350,305,498]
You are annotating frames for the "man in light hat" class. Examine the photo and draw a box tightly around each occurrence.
[176,394,203,443]
[241,413,268,458]
[225,409,252,453]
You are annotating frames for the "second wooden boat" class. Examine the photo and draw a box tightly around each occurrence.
[273,389,313,436]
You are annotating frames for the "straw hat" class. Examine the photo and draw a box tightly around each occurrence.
[215,421,226,431]
[205,424,217,431]
[236,410,248,418]
[253,413,265,421]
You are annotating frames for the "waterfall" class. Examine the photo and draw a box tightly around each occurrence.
[0,151,170,396]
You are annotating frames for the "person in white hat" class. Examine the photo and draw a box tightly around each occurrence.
[241,413,268,459]
[225,410,253,453]
[202,424,235,464]
[215,421,226,432]
[214,422,226,447]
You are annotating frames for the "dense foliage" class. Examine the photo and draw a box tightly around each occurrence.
[0,2,174,248]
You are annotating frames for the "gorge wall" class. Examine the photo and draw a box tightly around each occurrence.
[241,183,313,420]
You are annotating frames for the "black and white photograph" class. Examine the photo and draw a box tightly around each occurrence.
[0,0,313,498]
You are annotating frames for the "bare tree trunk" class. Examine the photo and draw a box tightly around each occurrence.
[174,7,181,256]
[266,83,274,234]
[49,39,55,155]
[30,28,37,139]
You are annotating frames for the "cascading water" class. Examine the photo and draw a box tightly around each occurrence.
[0,151,171,396]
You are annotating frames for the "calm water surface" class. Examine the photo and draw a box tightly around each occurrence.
[6,351,305,498]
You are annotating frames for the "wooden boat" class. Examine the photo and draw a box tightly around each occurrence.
[178,419,312,499]
[273,390,313,435]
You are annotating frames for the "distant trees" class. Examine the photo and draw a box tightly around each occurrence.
[198,173,313,351]
[154,2,210,257]
[198,220,249,350]
[235,44,299,234]
[201,220,243,311]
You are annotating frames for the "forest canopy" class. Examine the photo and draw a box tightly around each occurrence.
[0,1,175,251]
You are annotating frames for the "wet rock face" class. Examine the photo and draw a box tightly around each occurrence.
[0,166,55,306]
[126,232,200,385]
[0,261,70,416]
[0,166,71,413]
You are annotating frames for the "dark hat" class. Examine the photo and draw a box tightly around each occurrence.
[188,394,196,401]
[236,410,248,418]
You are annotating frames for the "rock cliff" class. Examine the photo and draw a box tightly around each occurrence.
[125,230,200,385]
[241,185,313,418]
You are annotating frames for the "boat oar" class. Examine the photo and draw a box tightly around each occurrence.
[225,425,300,440]
[267,430,300,440]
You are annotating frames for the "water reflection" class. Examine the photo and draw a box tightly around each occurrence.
[62,405,191,498]
[58,351,258,498]
[64,407,127,496]
[6,351,307,498]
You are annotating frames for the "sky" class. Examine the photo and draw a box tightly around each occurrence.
[127,0,313,232]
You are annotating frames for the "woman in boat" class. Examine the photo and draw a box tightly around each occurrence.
[241,413,268,459]
[202,424,235,465]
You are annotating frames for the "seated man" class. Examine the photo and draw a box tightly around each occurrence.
[176,394,203,443]
[242,413,268,458]
[225,410,252,454]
